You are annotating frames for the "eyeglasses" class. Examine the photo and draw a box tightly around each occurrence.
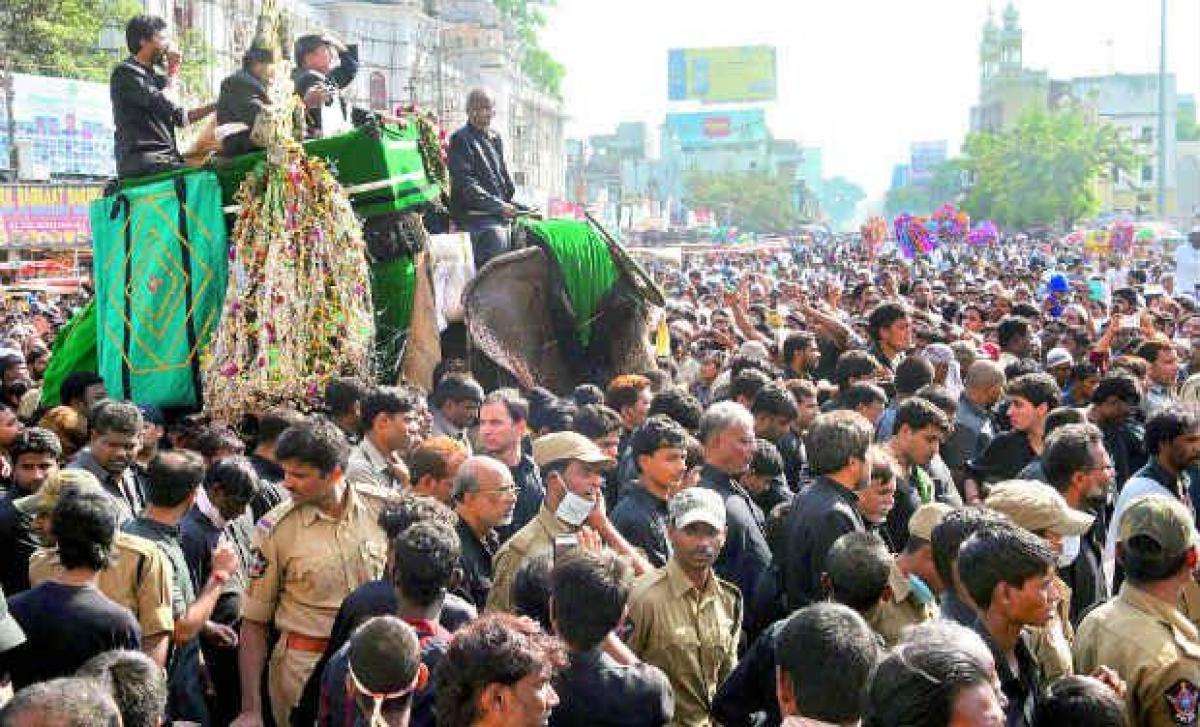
[476,485,518,497]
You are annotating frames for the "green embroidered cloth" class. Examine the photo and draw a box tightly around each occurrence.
[523,219,619,346]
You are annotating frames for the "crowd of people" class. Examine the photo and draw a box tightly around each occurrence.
[0,230,1197,727]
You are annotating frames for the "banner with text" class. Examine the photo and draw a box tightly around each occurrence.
[0,184,104,248]
[667,46,777,104]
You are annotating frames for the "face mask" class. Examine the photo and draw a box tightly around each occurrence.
[908,574,934,606]
[1058,535,1081,568]
[556,490,595,527]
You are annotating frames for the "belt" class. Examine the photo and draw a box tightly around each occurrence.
[285,632,330,654]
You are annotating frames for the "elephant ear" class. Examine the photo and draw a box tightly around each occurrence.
[463,247,575,393]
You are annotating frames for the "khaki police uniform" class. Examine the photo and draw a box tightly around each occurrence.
[867,560,936,647]
[242,482,392,727]
[626,559,742,727]
[1075,584,1200,727]
[486,505,573,614]
[29,530,175,639]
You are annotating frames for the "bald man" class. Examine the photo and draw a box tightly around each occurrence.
[448,89,521,269]
[944,359,1006,501]
[451,456,518,608]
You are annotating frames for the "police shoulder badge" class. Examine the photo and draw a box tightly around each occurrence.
[247,547,269,579]
[1166,679,1199,726]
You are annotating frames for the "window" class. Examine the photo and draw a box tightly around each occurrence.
[1141,126,1154,143]
[1142,164,1154,183]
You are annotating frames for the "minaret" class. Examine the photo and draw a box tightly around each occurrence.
[999,1,1023,74]
[980,6,1000,89]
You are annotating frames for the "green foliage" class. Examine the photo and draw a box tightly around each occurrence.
[684,170,801,233]
[817,176,866,231]
[0,0,142,82]
[493,0,564,98]
[960,108,1138,230]
[1179,101,1200,142]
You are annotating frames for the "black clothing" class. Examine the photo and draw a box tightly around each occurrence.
[744,565,787,645]
[1,581,141,689]
[453,518,497,609]
[180,506,254,726]
[447,123,516,225]
[123,516,206,724]
[110,57,186,178]
[549,647,674,727]
[248,455,289,522]
[711,619,785,727]
[68,450,146,524]
[749,477,790,520]
[292,579,475,726]
[771,432,807,493]
[1058,514,1109,626]
[782,476,865,610]
[0,491,37,594]
[973,619,1041,727]
[496,454,544,543]
[610,484,672,568]
[940,591,977,626]
[216,68,271,157]
[700,466,772,602]
[971,430,1037,485]
[1100,419,1147,490]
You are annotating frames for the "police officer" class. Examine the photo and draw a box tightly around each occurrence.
[231,419,393,727]
[867,502,949,647]
[626,487,742,727]
[1074,494,1200,727]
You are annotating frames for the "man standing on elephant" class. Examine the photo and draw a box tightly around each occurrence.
[448,88,522,269]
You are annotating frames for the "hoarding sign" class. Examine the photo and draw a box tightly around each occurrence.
[0,184,104,248]
[664,109,768,149]
[668,46,777,104]
[0,73,115,178]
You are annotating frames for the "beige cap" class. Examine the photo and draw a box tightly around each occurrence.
[984,480,1094,536]
[532,431,615,469]
[909,502,955,541]
[15,469,106,516]
[1120,494,1200,558]
[668,487,726,530]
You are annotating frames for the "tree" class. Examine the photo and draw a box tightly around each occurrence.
[817,176,866,231]
[684,170,801,233]
[494,0,565,98]
[0,0,142,83]
[960,107,1138,230]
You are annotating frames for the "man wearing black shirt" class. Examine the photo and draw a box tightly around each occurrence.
[67,399,146,524]
[448,88,521,269]
[0,428,60,594]
[0,484,141,689]
[549,550,673,727]
[451,456,517,608]
[698,402,771,602]
[783,410,872,610]
[959,525,1056,727]
[611,416,689,568]
[110,15,215,178]
[1042,424,1114,625]
[478,390,544,543]
[972,373,1060,489]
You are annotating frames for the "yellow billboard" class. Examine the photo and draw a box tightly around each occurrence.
[667,46,777,104]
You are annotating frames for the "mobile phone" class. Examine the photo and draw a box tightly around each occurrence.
[554,534,579,563]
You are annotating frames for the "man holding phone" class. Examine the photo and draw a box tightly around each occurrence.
[110,15,216,178]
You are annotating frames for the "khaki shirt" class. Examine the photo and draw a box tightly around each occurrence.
[1075,584,1200,727]
[242,482,392,638]
[29,531,174,637]
[626,559,742,727]
[486,505,573,614]
[867,561,936,647]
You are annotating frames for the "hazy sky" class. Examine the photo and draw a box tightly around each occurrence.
[542,0,1200,204]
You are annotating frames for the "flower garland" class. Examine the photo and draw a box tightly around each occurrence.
[202,96,374,423]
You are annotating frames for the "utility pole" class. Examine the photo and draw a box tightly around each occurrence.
[1157,0,1168,218]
